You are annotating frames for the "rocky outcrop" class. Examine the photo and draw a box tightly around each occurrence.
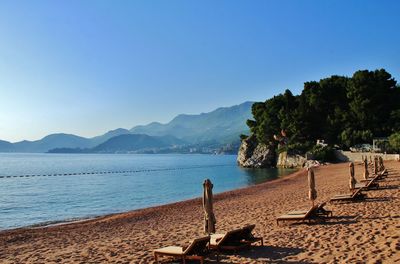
[237,135,276,168]
[303,160,322,169]
[237,135,309,168]
[277,151,307,168]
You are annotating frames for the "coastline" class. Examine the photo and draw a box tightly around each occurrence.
[1,161,399,263]
[0,167,303,234]
[0,155,296,232]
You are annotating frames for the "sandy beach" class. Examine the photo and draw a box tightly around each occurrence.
[0,161,399,263]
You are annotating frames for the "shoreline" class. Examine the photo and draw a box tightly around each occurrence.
[1,161,399,263]
[0,167,303,234]
[0,165,298,233]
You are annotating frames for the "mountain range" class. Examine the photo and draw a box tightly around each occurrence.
[130,101,252,143]
[0,101,253,153]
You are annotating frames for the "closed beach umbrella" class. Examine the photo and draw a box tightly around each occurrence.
[308,168,317,206]
[377,156,381,172]
[202,179,216,234]
[363,157,369,180]
[349,162,357,190]
[374,157,378,175]
[379,156,384,171]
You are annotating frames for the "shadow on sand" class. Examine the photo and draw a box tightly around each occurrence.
[363,214,400,221]
[162,246,308,264]
[241,245,308,262]
[385,175,400,179]
[203,246,309,264]
[316,215,359,226]
[375,185,399,190]
[278,215,358,227]
[362,197,392,203]
[334,196,392,204]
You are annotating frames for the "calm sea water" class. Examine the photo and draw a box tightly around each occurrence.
[0,153,295,230]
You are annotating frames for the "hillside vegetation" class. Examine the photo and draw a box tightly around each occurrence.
[246,69,400,153]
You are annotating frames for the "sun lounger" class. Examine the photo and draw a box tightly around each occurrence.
[329,187,365,203]
[241,224,263,246]
[210,227,257,261]
[210,228,248,251]
[354,178,379,190]
[354,172,383,190]
[286,202,333,217]
[210,224,263,248]
[153,236,210,264]
[276,205,325,225]
[361,169,388,182]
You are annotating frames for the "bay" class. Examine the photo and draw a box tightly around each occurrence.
[0,153,295,230]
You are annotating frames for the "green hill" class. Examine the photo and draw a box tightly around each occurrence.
[130,101,253,144]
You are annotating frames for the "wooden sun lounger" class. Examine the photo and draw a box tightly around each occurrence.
[208,224,263,261]
[361,169,388,182]
[354,173,383,190]
[330,187,365,203]
[241,224,263,246]
[210,227,252,261]
[154,236,210,264]
[276,204,324,225]
[354,179,379,190]
[286,202,333,217]
[210,228,248,251]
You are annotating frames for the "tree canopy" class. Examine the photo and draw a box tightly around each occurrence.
[389,132,400,152]
[246,69,400,152]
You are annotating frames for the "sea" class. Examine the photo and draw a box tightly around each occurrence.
[0,153,296,230]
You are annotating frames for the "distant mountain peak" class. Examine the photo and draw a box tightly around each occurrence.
[130,101,254,144]
[109,128,129,132]
[42,133,87,140]
[148,121,162,125]
[102,128,130,135]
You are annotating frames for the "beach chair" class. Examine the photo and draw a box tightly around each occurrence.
[276,205,323,225]
[329,187,365,203]
[314,202,333,217]
[285,202,333,217]
[354,174,379,190]
[210,228,249,261]
[153,235,210,264]
[241,224,263,246]
[362,169,388,182]
[210,228,248,251]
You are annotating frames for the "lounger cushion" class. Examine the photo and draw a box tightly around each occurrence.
[354,183,367,188]
[287,210,308,215]
[331,195,352,199]
[154,246,184,254]
[277,214,307,220]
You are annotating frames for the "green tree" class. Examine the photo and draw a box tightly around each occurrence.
[389,132,400,152]
[344,69,398,145]
[245,68,400,153]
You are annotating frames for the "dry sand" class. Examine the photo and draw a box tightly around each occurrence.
[0,161,399,263]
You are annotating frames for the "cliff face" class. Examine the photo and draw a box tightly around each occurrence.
[237,135,276,168]
[237,135,308,168]
[277,151,307,168]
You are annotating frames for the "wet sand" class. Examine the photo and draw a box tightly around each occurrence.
[0,161,399,263]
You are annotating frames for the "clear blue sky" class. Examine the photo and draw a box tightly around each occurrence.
[0,0,399,142]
